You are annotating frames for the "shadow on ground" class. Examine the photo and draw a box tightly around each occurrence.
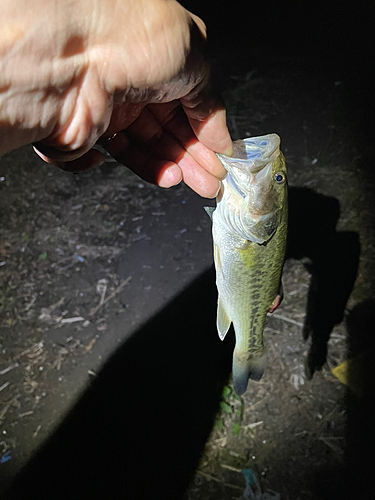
[344,300,375,499]
[287,188,360,379]
[4,267,233,499]
[4,186,364,499]
[310,300,375,500]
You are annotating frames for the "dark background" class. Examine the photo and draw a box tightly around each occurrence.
[185,0,375,144]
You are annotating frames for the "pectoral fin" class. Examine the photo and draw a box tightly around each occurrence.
[217,300,231,340]
[213,243,221,272]
[204,206,216,220]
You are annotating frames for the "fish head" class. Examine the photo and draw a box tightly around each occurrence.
[217,134,287,244]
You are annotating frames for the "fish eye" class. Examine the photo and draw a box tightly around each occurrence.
[275,172,285,184]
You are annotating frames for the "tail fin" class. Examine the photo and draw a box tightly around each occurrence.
[232,350,267,395]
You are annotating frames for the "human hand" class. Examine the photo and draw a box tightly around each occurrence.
[0,0,232,197]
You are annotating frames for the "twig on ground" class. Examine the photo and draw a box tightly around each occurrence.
[268,313,304,327]
[18,411,34,418]
[221,464,242,473]
[24,294,38,312]
[318,436,344,454]
[0,395,20,421]
[0,382,10,392]
[84,338,96,353]
[318,404,339,429]
[0,363,19,375]
[247,396,269,412]
[33,424,42,438]
[89,276,132,316]
[60,316,85,324]
[243,421,263,431]
[14,342,44,360]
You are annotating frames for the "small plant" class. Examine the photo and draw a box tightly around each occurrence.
[215,385,244,434]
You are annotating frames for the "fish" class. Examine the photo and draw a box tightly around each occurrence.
[205,134,288,395]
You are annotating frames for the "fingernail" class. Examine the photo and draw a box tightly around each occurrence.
[223,144,234,157]
[210,182,222,199]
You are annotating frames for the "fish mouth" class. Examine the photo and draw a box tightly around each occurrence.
[217,134,281,178]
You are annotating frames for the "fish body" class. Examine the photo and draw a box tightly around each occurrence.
[208,134,287,395]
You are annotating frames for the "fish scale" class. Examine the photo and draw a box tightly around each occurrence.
[206,134,288,395]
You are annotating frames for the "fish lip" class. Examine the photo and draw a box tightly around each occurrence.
[217,133,281,173]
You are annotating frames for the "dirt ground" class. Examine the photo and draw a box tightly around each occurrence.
[1,3,375,499]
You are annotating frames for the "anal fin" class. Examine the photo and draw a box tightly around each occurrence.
[217,300,231,340]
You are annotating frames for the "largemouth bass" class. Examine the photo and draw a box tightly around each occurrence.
[206,134,287,395]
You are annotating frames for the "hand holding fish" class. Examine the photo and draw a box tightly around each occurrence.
[0,0,232,198]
